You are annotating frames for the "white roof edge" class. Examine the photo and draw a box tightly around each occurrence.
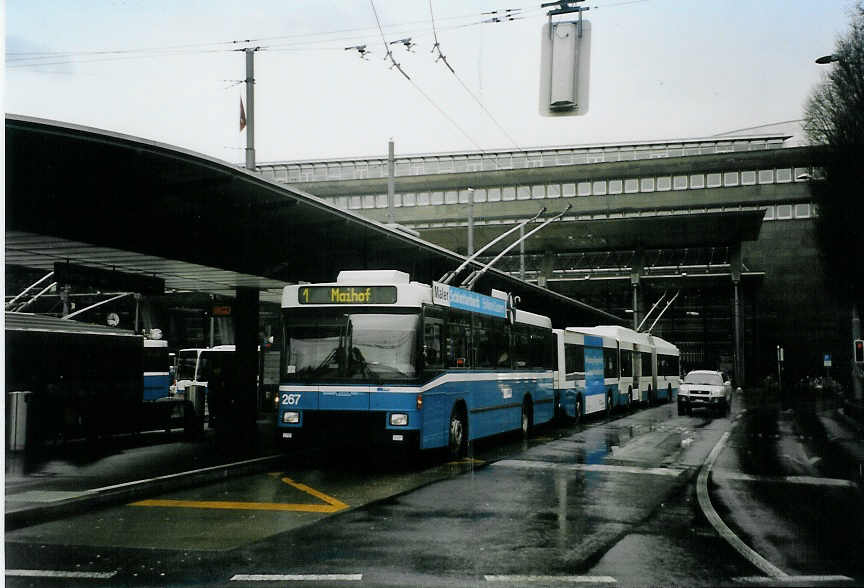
[258,134,795,167]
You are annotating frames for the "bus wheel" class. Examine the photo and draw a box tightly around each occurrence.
[521,399,533,439]
[448,406,467,459]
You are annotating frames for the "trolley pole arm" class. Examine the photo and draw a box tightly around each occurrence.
[646,290,680,334]
[6,271,55,310]
[14,282,58,312]
[439,207,547,285]
[61,292,133,320]
[461,205,572,291]
[636,291,667,332]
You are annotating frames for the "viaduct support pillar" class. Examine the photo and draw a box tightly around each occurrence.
[222,287,260,448]
[538,250,555,288]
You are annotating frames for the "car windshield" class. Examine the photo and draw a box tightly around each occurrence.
[684,372,724,386]
[283,309,419,383]
[176,351,199,380]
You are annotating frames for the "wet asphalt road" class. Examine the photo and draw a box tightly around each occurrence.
[6,392,864,587]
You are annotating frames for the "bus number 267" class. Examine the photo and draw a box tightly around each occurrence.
[281,393,301,406]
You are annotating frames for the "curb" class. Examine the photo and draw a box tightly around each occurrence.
[5,454,283,531]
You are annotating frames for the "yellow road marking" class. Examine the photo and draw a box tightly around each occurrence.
[129,476,349,513]
[445,457,486,466]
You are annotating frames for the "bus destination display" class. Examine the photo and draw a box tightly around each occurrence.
[298,286,398,305]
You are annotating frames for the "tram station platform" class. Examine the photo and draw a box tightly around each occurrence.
[4,414,281,530]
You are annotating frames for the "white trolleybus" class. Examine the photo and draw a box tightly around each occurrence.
[276,269,557,457]
[553,326,680,421]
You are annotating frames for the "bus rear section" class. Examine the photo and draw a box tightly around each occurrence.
[174,345,236,429]
[554,329,587,421]
[143,339,171,401]
[276,270,556,455]
[652,335,680,402]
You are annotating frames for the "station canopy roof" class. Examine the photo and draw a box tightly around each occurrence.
[5,115,628,326]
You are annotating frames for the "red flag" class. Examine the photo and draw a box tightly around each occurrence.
[239,98,247,132]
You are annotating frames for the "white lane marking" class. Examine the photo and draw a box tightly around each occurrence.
[6,569,117,579]
[231,574,363,581]
[493,459,683,477]
[485,575,616,583]
[697,432,789,579]
[733,575,854,584]
[714,472,857,488]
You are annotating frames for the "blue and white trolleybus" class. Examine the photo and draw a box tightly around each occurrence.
[276,270,556,457]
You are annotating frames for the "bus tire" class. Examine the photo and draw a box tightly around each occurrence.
[521,398,533,439]
[448,404,468,459]
[628,387,634,411]
[606,393,613,418]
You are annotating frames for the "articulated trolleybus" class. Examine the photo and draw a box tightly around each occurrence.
[277,270,556,457]
[554,326,680,421]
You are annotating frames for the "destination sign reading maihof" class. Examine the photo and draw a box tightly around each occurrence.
[299,286,398,305]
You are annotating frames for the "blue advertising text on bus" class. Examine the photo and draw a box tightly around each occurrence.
[276,270,680,455]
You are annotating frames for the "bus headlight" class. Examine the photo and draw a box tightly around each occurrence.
[390,413,409,426]
[282,411,300,424]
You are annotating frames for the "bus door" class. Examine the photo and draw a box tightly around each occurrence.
[619,346,634,404]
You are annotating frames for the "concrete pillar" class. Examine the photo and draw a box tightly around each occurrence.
[223,287,260,447]
[538,250,555,288]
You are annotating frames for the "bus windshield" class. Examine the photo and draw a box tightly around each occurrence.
[283,310,419,382]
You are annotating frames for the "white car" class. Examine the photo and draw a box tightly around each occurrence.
[677,370,732,417]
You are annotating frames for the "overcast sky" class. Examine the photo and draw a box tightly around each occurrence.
[4,1,856,164]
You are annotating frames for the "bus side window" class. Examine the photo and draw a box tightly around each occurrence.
[620,349,633,377]
[473,315,508,369]
[565,343,585,377]
[446,310,470,369]
[603,348,619,378]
